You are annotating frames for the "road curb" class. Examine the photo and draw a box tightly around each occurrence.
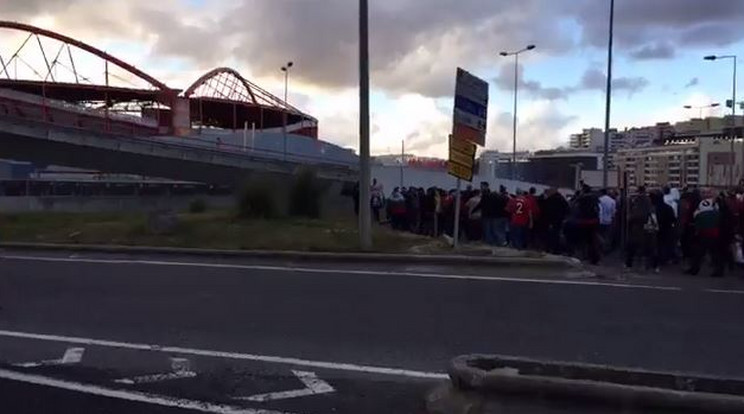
[434,354,744,413]
[0,242,579,268]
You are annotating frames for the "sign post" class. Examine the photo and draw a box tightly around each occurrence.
[449,68,489,248]
[453,178,462,247]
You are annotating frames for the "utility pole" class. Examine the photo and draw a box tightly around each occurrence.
[400,140,405,189]
[281,61,293,161]
[499,45,536,181]
[704,54,738,187]
[602,0,615,189]
[358,0,372,250]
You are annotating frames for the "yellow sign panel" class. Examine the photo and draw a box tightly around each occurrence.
[447,161,474,181]
[448,134,476,181]
[449,149,475,167]
[449,136,476,157]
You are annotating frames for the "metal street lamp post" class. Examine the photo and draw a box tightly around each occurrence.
[281,61,294,161]
[602,0,615,189]
[359,0,372,250]
[499,44,536,181]
[704,54,738,187]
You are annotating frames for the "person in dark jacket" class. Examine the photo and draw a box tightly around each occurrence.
[574,185,601,264]
[421,187,437,236]
[352,181,360,216]
[474,183,509,246]
[625,185,654,270]
[653,191,676,269]
[679,188,701,260]
[542,188,569,254]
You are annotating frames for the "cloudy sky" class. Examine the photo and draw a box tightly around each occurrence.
[1,0,743,157]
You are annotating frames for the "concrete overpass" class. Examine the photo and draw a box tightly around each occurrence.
[0,114,357,186]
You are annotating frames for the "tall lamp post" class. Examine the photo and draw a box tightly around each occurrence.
[281,61,294,161]
[602,0,615,189]
[704,54,737,186]
[683,103,720,119]
[500,44,536,181]
[358,0,372,250]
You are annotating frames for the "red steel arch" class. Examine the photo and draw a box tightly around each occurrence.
[184,67,317,137]
[0,21,168,91]
[184,67,258,104]
[184,66,309,116]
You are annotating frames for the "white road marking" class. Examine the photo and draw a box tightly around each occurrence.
[0,367,292,414]
[236,370,334,402]
[115,370,197,385]
[0,254,684,291]
[0,329,448,380]
[115,357,197,385]
[14,347,85,368]
[704,289,744,295]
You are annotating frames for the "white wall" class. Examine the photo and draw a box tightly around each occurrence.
[372,165,571,195]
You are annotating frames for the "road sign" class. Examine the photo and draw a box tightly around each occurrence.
[449,68,486,182]
[448,134,476,182]
[450,134,477,157]
[452,68,489,146]
[447,161,473,182]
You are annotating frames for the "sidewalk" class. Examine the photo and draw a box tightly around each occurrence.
[582,248,744,291]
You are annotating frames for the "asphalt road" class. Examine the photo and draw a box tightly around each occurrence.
[1,250,744,413]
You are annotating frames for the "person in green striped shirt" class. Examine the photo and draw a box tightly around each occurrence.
[686,193,725,277]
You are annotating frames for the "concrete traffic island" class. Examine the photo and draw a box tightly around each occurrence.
[427,354,744,413]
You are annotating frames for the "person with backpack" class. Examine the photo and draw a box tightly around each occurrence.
[625,185,655,271]
[370,178,384,223]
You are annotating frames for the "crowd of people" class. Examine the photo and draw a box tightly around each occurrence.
[361,179,744,277]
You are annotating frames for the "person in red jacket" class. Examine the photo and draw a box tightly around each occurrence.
[525,187,541,248]
[506,189,533,250]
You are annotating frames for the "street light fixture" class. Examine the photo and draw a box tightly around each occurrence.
[499,44,536,180]
[280,61,294,161]
[704,54,738,186]
[683,103,720,119]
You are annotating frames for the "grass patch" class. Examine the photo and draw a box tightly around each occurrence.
[0,211,432,253]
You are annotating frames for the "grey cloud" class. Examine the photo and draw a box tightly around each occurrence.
[573,0,744,49]
[0,0,69,16]
[131,7,228,70]
[612,77,649,95]
[493,64,570,101]
[629,43,675,60]
[212,0,575,97]
[2,0,741,98]
[494,65,649,100]
[579,68,648,96]
[16,0,571,97]
[405,131,445,153]
[685,77,699,88]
